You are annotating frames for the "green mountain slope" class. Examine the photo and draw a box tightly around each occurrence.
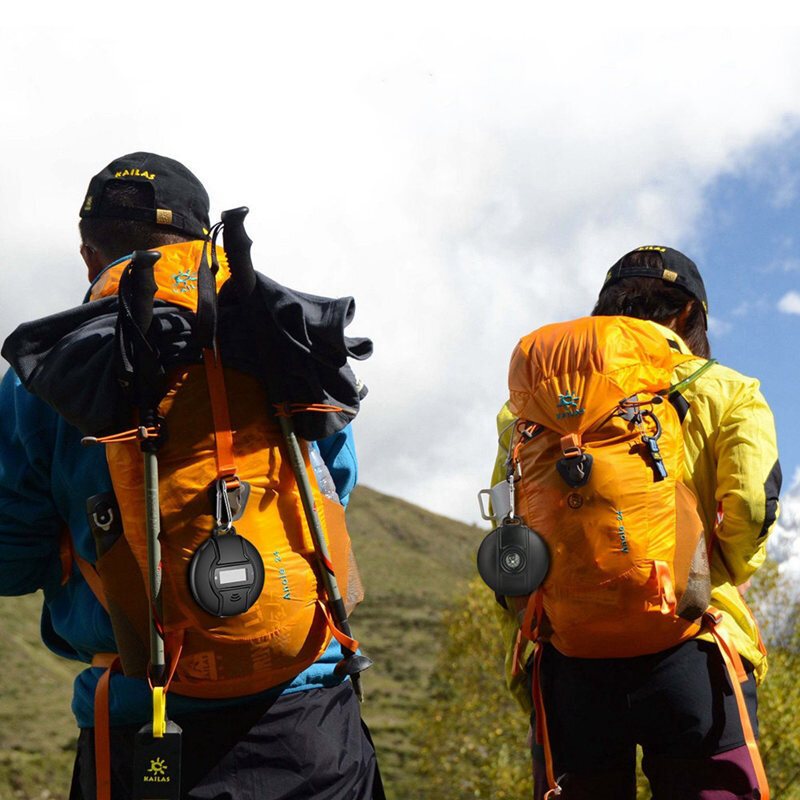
[0,485,481,799]
[345,486,481,790]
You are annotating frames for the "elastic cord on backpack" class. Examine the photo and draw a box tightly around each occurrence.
[274,402,345,417]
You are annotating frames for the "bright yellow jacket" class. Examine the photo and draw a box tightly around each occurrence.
[492,321,781,711]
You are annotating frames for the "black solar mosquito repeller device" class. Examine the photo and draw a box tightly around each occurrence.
[477,519,550,596]
[189,530,265,617]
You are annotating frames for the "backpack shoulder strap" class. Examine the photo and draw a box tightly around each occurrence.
[59,529,109,612]
[663,358,718,424]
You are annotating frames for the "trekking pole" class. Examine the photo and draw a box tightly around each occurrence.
[221,207,373,700]
[126,250,166,684]
[126,250,185,798]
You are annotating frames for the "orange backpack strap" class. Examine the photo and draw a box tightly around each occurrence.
[510,628,526,679]
[653,561,677,616]
[93,655,122,800]
[202,347,239,483]
[531,644,561,797]
[520,589,543,642]
[316,599,360,653]
[704,610,770,800]
[59,529,110,612]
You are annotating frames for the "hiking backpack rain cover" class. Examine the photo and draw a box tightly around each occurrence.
[507,316,711,658]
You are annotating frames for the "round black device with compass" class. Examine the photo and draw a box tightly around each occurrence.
[476,471,550,597]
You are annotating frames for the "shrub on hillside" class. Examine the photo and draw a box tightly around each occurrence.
[405,566,800,799]
[402,577,532,800]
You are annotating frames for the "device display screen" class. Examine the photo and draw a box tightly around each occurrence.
[217,567,248,586]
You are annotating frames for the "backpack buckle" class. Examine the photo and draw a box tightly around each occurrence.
[559,434,582,459]
[556,435,593,488]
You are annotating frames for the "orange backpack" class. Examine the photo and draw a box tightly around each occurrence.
[81,242,363,698]
[500,315,771,799]
[506,315,713,658]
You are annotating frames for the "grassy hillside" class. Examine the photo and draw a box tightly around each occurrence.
[345,486,481,790]
[0,592,82,799]
[0,485,481,799]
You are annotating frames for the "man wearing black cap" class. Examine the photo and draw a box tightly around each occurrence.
[491,246,781,799]
[0,153,382,799]
[78,152,212,281]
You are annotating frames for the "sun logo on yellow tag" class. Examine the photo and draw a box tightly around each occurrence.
[148,758,167,776]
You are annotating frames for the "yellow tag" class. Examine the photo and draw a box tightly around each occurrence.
[152,686,167,738]
[156,209,173,225]
[662,269,678,282]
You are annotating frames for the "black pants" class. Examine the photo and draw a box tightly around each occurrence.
[533,639,761,799]
[69,682,385,800]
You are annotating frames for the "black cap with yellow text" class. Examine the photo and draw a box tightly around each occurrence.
[603,245,708,326]
[79,152,210,238]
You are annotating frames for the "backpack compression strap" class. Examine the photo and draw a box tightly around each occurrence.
[532,645,562,798]
[92,654,121,800]
[703,610,770,799]
[202,346,239,488]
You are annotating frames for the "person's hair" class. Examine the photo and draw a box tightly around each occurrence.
[79,182,193,262]
[591,252,711,358]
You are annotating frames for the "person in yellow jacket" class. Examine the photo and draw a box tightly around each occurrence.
[491,246,781,799]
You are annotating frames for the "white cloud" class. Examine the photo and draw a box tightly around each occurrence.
[769,468,800,595]
[707,316,733,337]
[777,291,800,315]
[3,7,800,523]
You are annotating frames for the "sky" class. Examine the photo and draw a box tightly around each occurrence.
[2,4,800,540]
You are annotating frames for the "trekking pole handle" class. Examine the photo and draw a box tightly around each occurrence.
[128,250,161,336]
[221,207,257,298]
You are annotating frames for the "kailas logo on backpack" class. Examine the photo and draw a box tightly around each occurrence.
[496,316,714,658]
[555,392,584,418]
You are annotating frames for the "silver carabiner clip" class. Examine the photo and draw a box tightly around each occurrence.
[214,477,235,533]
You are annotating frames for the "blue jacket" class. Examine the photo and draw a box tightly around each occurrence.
[0,369,358,728]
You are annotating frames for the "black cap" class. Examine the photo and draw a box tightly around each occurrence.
[79,152,210,238]
[603,245,708,324]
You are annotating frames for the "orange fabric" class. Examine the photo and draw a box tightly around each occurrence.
[508,316,705,658]
[202,348,238,480]
[654,561,677,615]
[705,612,770,799]
[509,316,694,434]
[88,241,231,310]
[91,653,120,668]
[100,366,355,698]
[94,657,121,800]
